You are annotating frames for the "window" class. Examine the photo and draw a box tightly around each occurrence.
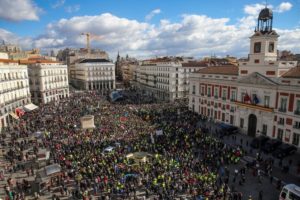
[254,59,260,63]
[241,92,246,102]
[254,42,261,53]
[207,109,210,117]
[264,96,270,107]
[192,85,195,94]
[262,124,267,135]
[231,90,236,101]
[295,100,300,115]
[292,133,300,146]
[176,74,178,78]
[279,98,287,112]
[222,113,225,121]
[295,121,300,129]
[240,118,244,128]
[269,42,274,52]
[277,129,284,140]
[230,116,234,125]
[207,88,211,97]
[214,88,218,98]
[222,90,226,100]
[278,117,285,125]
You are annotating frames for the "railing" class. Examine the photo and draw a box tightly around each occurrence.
[293,125,300,129]
[294,110,300,115]
[278,108,287,113]
[234,101,274,112]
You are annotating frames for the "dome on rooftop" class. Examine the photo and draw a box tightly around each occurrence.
[259,8,273,21]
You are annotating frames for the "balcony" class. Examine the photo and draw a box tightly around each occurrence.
[294,110,300,115]
[278,108,287,113]
[293,125,300,129]
[230,99,236,102]
[214,96,218,99]
[234,101,273,112]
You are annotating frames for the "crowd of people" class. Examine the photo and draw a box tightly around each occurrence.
[0,91,280,199]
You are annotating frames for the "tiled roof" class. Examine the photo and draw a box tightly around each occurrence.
[0,58,19,63]
[282,66,300,78]
[19,60,60,64]
[182,61,209,67]
[196,66,239,75]
[79,58,110,63]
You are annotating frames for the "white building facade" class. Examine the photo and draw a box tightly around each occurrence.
[189,8,300,148]
[131,58,207,102]
[70,59,115,92]
[0,56,31,130]
[27,61,69,104]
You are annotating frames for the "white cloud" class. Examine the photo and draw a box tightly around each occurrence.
[52,0,65,9]
[244,2,292,16]
[0,10,299,59]
[244,3,266,16]
[275,2,293,13]
[65,5,80,13]
[0,0,41,21]
[145,9,161,21]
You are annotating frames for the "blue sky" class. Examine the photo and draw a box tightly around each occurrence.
[0,0,299,58]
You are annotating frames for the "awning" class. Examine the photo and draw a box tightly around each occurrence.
[9,112,19,120]
[23,103,38,111]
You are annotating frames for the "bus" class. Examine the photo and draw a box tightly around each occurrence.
[280,184,300,200]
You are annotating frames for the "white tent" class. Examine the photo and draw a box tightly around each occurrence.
[23,103,38,112]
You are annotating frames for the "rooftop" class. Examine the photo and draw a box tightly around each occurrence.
[182,61,209,67]
[282,66,300,79]
[196,65,239,76]
[79,58,111,63]
[19,60,61,64]
[0,58,19,63]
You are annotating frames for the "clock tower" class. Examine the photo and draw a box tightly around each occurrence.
[249,7,279,64]
[239,7,297,77]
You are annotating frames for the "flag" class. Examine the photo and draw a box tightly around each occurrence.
[253,94,259,104]
[15,108,25,117]
[244,93,251,102]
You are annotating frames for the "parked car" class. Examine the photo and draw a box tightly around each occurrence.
[262,139,282,153]
[272,144,297,159]
[250,136,269,149]
[242,156,257,168]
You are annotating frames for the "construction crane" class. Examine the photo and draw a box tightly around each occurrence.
[81,32,104,54]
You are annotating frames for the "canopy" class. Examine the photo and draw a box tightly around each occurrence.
[45,164,61,176]
[9,112,19,120]
[23,103,38,111]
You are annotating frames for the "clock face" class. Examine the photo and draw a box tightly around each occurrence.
[254,42,261,53]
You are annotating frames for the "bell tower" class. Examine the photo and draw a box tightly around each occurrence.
[249,7,279,64]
